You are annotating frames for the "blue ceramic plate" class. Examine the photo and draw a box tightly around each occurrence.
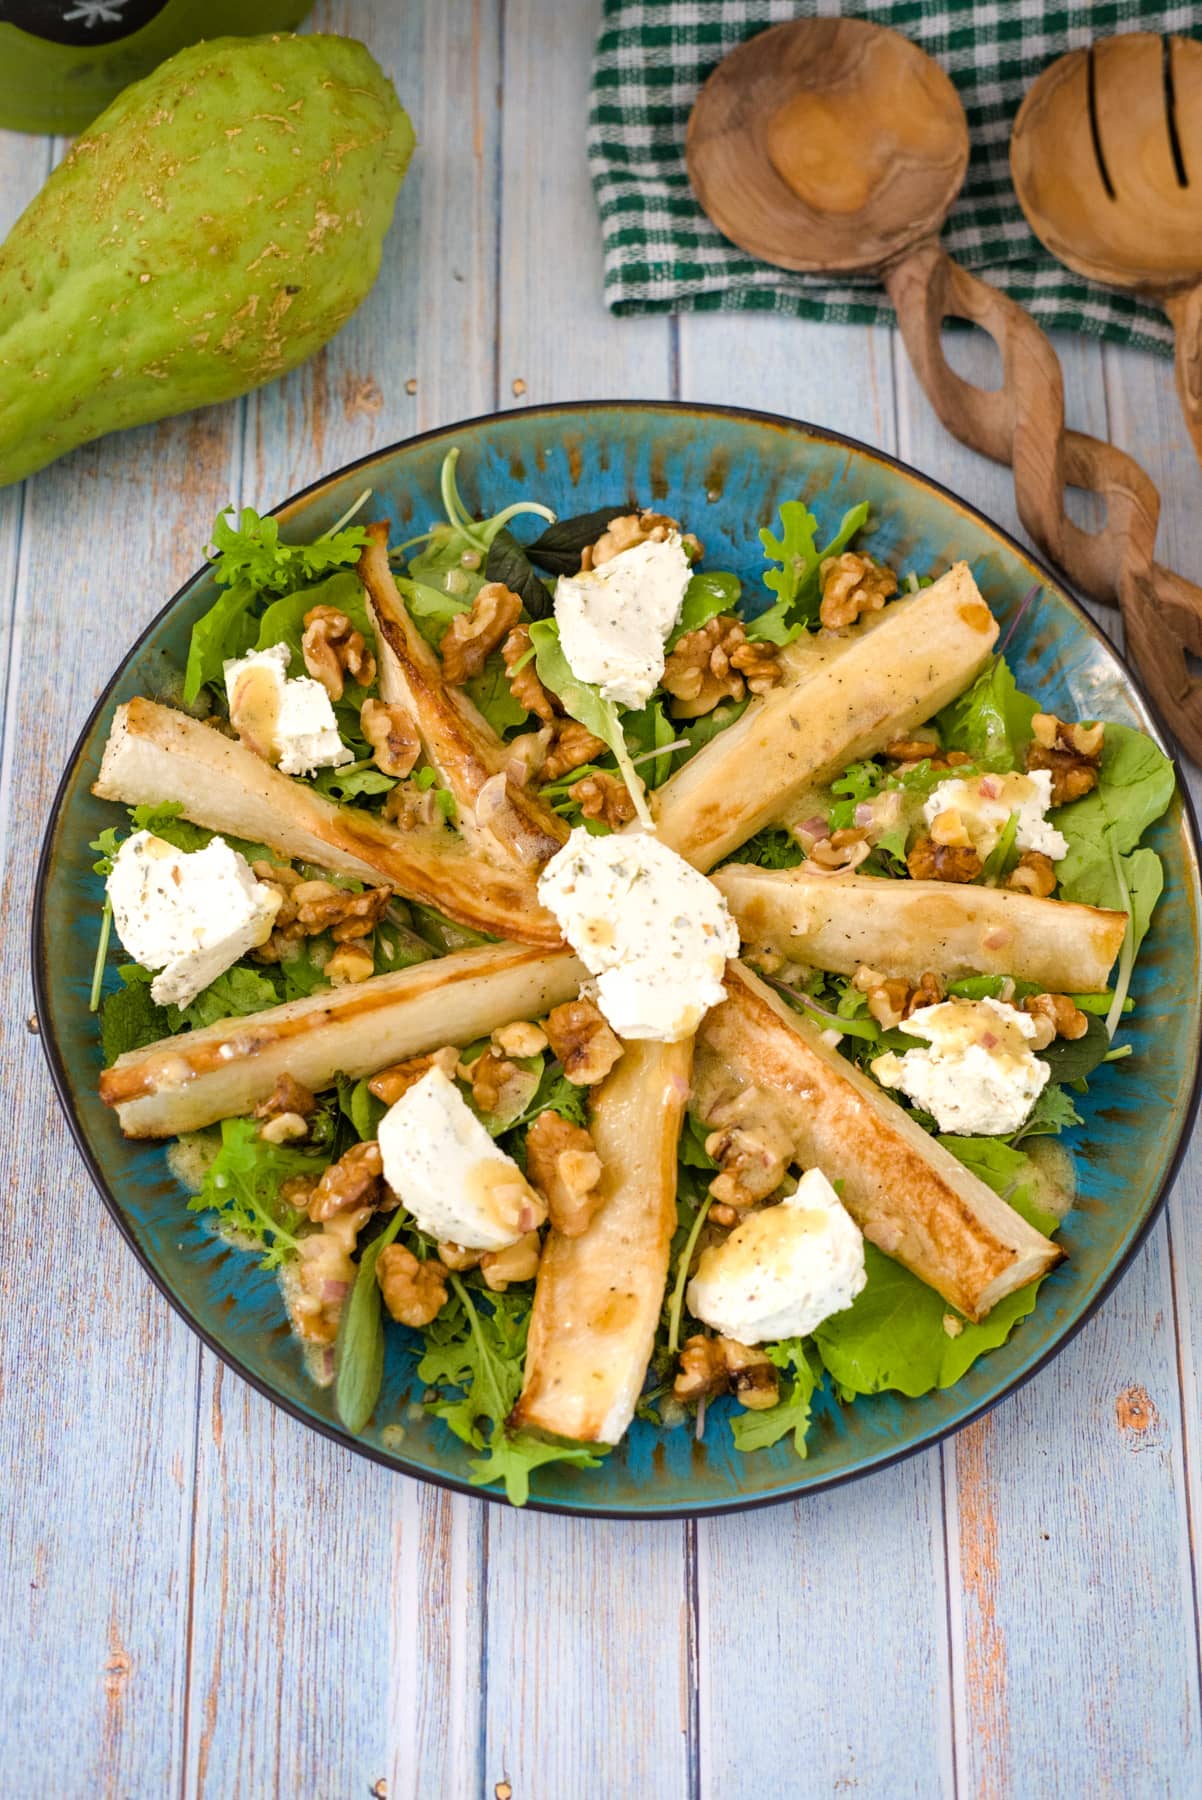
[33,403,1202,1517]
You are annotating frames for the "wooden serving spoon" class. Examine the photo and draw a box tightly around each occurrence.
[1012,34,1202,473]
[686,16,1202,758]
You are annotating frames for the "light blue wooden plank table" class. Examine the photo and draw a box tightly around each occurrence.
[0,3,1198,1795]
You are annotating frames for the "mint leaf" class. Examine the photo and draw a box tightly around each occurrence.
[99,975,170,1063]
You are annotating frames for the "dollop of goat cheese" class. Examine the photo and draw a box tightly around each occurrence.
[554,532,693,709]
[106,831,282,1009]
[922,769,1068,860]
[537,827,738,1042]
[687,1168,867,1344]
[223,641,352,778]
[377,1065,546,1250]
[871,995,1050,1136]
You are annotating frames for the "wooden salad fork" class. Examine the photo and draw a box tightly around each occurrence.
[686,16,1202,759]
[1012,33,1202,475]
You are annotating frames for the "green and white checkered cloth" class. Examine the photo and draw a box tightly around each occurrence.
[588,0,1191,353]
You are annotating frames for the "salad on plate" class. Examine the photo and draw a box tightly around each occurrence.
[86,448,1177,1503]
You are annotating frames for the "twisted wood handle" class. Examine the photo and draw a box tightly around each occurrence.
[1164,284,1202,479]
[885,241,1202,760]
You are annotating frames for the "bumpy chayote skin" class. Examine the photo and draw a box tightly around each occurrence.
[0,33,414,486]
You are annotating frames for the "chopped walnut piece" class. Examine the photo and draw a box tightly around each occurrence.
[376,1244,448,1327]
[807,826,871,874]
[661,614,782,720]
[883,737,973,771]
[818,551,897,630]
[1026,712,1105,804]
[906,835,983,883]
[526,1111,605,1236]
[480,1230,542,1292]
[302,604,377,702]
[368,1045,460,1106]
[541,719,609,783]
[465,1045,522,1116]
[582,510,700,570]
[864,970,944,1030]
[673,1335,729,1402]
[543,998,623,1086]
[360,698,421,778]
[569,770,636,828]
[672,1336,778,1408]
[326,941,375,986]
[291,1205,371,1346]
[704,1089,795,1209]
[492,1020,548,1059]
[253,1072,317,1123]
[720,1339,780,1411]
[308,1140,384,1222]
[440,582,523,685]
[502,623,557,723]
[291,879,392,942]
[1006,850,1057,897]
[437,1241,483,1272]
[259,1111,310,1145]
[928,809,974,850]
[1024,991,1089,1042]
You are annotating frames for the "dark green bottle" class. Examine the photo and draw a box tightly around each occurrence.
[0,1,315,135]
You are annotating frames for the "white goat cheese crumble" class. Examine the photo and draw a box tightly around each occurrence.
[871,995,1050,1136]
[554,531,693,709]
[922,769,1068,860]
[377,1066,547,1251]
[106,831,281,1009]
[687,1168,867,1344]
[537,827,739,1042]
[223,641,352,778]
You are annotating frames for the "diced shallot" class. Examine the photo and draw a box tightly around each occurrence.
[321,1279,350,1301]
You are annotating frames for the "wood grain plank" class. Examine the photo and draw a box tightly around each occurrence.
[498,0,672,408]
[678,308,955,1800]
[894,324,1202,1794]
[0,127,241,1783]
[182,6,498,1794]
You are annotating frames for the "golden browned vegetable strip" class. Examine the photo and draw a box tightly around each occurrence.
[693,964,1062,1321]
[100,942,584,1137]
[652,562,999,870]
[92,698,562,947]
[512,1037,692,1444]
[360,523,567,870]
[713,866,1127,992]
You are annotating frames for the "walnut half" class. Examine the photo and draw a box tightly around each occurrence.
[440,582,523,685]
[377,1245,448,1327]
[302,604,376,701]
[818,551,897,630]
[543,998,623,1086]
[526,1111,604,1236]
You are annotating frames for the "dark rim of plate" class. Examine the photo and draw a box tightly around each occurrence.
[30,399,1202,1519]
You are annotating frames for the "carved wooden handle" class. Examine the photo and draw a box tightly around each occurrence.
[885,240,1202,760]
[1164,284,1202,478]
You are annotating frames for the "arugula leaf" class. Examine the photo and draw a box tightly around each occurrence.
[812,1150,1058,1398]
[527,619,652,826]
[729,1340,819,1457]
[1053,724,1174,957]
[485,527,553,618]
[420,1277,605,1505]
[166,965,281,1033]
[338,1076,387,1143]
[99,972,170,1063]
[334,1208,407,1433]
[979,810,1020,886]
[182,583,258,705]
[937,656,1037,770]
[187,1117,313,1268]
[747,500,869,645]
[309,760,397,803]
[526,505,631,576]
[208,504,369,595]
[667,570,741,648]
[126,801,213,854]
[725,826,803,870]
[465,654,530,735]
[407,449,555,601]
[500,1061,588,1138]
[255,569,375,685]
[395,574,470,647]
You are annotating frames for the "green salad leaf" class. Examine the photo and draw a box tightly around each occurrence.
[420,1278,605,1506]
[99,969,170,1063]
[1053,723,1175,944]
[747,500,869,644]
[724,826,803,870]
[187,1117,313,1268]
[165,966,280,1033]
[729,1340,820,1457]
[485,526,553,618]
[334,1208,408,1433]
[525,505,630,576]
[667,570,741,648]
[937,655,1037,770]
[527,618,652,825]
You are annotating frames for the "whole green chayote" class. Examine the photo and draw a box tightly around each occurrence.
[0,33,414,486]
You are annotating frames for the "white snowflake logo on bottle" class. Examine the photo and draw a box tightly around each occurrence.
[62,0,129,27]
